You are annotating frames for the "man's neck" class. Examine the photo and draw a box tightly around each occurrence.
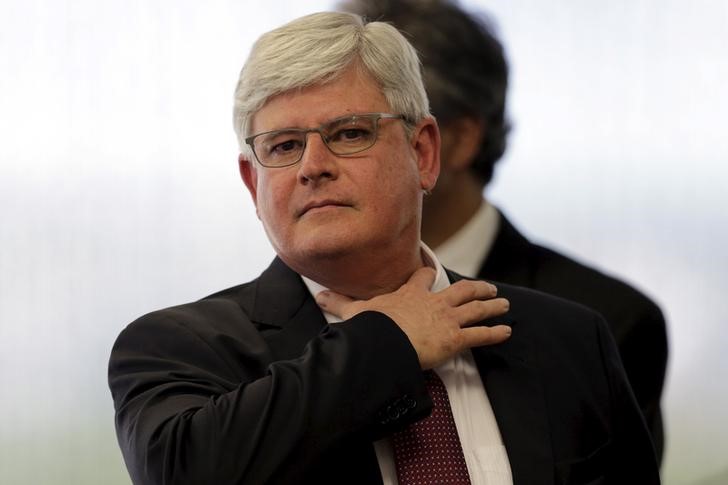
[285,242,424,301]
[421,172,485,249]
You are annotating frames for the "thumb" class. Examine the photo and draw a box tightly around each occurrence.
[315,290,358,320]
[406,266,437,291]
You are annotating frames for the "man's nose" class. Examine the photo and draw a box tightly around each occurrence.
[297,131,339,184]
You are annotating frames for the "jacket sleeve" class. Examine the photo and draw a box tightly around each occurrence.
[614,302,668,462]
[595,313,662,484]
[108,307,429,485]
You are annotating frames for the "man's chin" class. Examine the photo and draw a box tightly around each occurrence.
[297,240,358,261]
[276,235,365,268]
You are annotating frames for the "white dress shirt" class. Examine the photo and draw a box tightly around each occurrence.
[302,243,513,484]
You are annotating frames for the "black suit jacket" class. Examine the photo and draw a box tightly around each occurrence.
[109,257,660,484]
[479,211,668,460]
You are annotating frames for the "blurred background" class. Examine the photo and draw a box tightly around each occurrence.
[1,1,726,483]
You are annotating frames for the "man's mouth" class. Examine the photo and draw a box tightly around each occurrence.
[297,199,351,217]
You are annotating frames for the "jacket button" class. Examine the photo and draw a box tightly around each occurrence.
[387,405,401,421]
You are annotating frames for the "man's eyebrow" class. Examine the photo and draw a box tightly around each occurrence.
[262,113,370,133]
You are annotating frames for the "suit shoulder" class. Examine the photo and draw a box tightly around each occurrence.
[109,279,272,385]
[489,214,662,325]
[118,280,258,341]
[451,268,606,338]
[527,243,665,326]
[497,281,605,324]
[531,244,653,301]
[452,269,600,320]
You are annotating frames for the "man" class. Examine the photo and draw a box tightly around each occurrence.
[109,12,660,484]
[341,0,669,462]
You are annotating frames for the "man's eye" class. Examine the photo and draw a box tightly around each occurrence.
[331,128,370,142]
[268,138,302,155]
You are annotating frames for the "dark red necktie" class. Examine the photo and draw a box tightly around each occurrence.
[392,370,472,485]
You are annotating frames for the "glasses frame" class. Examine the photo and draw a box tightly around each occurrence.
[244,112,407,168]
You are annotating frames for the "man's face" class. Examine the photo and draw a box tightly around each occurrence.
[239,64,439,272]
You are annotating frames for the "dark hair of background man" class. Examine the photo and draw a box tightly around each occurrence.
[342,0,509,186]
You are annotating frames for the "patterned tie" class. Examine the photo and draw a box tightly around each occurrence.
[392,370,472,485]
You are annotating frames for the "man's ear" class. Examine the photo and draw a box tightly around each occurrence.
[411,117,441,192]
[238,153,259,207]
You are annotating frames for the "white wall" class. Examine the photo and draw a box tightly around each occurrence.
[1,1,725,483]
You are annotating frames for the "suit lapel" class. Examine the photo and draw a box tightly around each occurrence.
[472,343,554,484]
[448,269,554,485]
[248,257,384,483]
[249,257,329,361]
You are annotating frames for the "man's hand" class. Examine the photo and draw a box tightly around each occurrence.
[315,267,511,369]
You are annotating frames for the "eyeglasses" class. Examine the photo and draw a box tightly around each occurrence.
[245,113,407,168]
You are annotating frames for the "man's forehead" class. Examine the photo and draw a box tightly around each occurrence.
[249,67,390,133]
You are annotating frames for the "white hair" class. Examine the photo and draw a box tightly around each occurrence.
[232,12,430,155]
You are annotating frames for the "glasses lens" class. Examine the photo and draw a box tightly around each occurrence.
[254,130,305,167]
[322,115,378,155]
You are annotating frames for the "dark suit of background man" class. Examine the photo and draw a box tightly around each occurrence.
[341,0,669,462]
[109,11,660,484]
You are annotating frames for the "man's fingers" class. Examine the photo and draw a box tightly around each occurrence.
[459,324,512,348]
[441,279,498,306]
[406,266,437,290]
[315,290,356,319]
[456,297,510,326]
